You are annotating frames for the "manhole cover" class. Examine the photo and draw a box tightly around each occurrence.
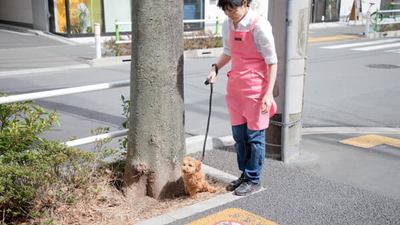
[365,64,400,69]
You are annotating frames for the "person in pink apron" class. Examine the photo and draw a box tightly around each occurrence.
[206,0,278,196]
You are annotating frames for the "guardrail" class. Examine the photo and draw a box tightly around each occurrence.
[0,80,130,147]
[363,8,400,35]
[372,9,400,31]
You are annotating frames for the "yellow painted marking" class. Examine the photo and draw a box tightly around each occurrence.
[186,208,279,225]
[308,35,358,43]
[340,135,400,149]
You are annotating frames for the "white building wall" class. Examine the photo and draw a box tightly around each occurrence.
[202,0,269,34]
[204,0,269,20]
[204,0,382,25]
[0,0,33,25]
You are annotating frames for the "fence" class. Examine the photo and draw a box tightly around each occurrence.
[0,80,130,147]
[361,8,400,35]
[114,18,225,55]
[372,9,400,31]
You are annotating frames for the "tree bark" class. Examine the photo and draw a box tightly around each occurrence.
[123,0,185,200]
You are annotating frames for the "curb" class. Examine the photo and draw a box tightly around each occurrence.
[134,190,253,225]
[88,48,222,68]
[89,55,131,67]
[133,136,242,225]
[185,135,234,155]
[302,127,400,135]
[366,30,400,39]
[183,48,223,59]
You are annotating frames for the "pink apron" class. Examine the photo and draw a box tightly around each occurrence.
[226,17,276,131]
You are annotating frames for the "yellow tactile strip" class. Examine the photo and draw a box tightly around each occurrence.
[340,135,400,149]
[186,208,279,225]
[308,35,359,43]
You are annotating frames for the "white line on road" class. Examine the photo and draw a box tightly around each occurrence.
[321,39,398,49]
[385,48,400,53]
[352,42,400,51]
[0,64,90,77]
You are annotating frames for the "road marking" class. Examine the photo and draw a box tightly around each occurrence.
[321,39,398,49]
[385,48,400,53]
[0,64,91,77]
[302,127,400,135]
[308,35,358,43]
[352,42,400,51]
[340,135,400,148]
[186,208,279,225]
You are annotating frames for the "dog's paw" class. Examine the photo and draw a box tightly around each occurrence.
[190,194,198,199]
[209,188,217,193]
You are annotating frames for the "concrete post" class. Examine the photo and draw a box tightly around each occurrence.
[94,23,101,59]
[364,10,371,36]
[266,0,311,162]
[32,0,49,31]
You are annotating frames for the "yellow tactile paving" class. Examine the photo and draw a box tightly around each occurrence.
[308,35,359,43]
[340,135,400,149]
[186,208,279,225]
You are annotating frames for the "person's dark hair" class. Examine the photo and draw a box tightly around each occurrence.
[217,0,252,10]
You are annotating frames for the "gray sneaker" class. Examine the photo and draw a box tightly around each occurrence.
[225,174,244,191]
[234,180,260,196]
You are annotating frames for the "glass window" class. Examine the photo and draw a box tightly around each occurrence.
[184,0,204,31]
[52,0,102,35]
[54,0,67,34]
[313,0,340,22]
[69,0,102,34]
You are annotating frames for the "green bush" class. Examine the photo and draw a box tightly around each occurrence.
[183,30,222,50]
[0,97,59,154]
[376,23,400,32]
[0,96,125,224]
[0,140,98,223]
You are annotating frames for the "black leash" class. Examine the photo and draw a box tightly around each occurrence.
[202,64,218,162]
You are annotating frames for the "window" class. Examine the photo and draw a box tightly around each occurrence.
[184,0,204,31]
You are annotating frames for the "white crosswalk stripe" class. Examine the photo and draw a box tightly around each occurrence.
[321,39,400,53]
[385,48,400,53]
[321,39,398,49]
[352,42,400,51]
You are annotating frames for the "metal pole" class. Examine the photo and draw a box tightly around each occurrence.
[374,9,379,32]
[281,0,294,163]
[115,19,120,56]
[215,17,219,35]
[65,129,128,147]
[0,80,130,104]
[94,23,101,59]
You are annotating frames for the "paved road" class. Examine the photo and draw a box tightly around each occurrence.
[1,22,400,225]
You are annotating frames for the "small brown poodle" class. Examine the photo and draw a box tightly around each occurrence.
[181,157,216,199]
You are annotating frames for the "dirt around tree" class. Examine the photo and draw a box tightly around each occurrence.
[32,175,228,224]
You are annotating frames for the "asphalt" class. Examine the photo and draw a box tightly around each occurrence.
[1,22,400,225]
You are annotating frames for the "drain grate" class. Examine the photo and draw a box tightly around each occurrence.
[365,64,400,69]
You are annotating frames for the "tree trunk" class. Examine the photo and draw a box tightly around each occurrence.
[123,1,185,200]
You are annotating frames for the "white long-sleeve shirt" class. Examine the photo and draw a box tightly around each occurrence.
[222,9,278,65]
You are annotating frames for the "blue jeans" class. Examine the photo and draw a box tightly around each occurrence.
[232,123,265,184]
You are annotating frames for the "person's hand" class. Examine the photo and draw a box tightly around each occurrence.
[261,92,273,114]
[206,70,217,84]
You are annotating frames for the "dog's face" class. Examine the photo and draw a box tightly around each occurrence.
[181,157,201,175]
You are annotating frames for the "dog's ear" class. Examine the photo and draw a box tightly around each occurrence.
[195,160,202,172]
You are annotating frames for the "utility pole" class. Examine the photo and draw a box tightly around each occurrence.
[266,0,311,162]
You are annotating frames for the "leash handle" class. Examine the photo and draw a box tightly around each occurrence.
[202,64,218,161]
[204,63,218,85]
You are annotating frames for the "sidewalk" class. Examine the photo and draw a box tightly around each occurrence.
[1,23,400,225]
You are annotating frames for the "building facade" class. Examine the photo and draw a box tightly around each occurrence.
[0,0,383,37]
